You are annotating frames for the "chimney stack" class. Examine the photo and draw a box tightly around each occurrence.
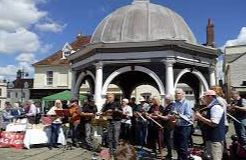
[206,18,215,47]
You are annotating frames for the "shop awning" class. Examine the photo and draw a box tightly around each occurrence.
[42,90,85,101]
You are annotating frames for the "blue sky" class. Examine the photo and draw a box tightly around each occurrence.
[0,0,246,80]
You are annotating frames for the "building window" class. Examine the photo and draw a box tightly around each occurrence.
[0,88,2,96]
[46,71,53,85]
[63,51,71,58]
[7,91,10,98]
[22,92,26,99]
[15,92,18,98]
[242,81,246,86]
[185,91,193,95]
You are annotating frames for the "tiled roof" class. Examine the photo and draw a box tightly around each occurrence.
[33,35,91,66]
[11,78,34,89]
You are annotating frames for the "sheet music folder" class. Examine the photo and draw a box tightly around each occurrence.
[55,109,70,117]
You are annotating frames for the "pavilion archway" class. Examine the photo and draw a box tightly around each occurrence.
[174,68,209,102]
[72,70,95,98]
[102,66,165,99]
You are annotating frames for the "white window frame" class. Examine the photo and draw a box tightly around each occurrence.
[46,71,54,86]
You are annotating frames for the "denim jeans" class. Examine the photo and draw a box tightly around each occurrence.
[120,123,131,141]
[135,121,148,146]
[234,121,246,150]
[70,123,80,144]
[49,123,61,146]
[173,125,191,160]
[108,120,121,154]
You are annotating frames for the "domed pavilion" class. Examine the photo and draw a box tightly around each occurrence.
[68,0,218,110]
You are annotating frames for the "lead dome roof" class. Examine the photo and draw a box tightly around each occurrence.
[91,0,197,44]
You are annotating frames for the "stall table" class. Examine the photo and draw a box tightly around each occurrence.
[23,126,66,149]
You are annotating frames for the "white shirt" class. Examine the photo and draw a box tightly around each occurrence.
[26,104,37,116]
[210,104,224,125]
[47,106,62,124]
[217,96,229,126]
[121,105,133,124]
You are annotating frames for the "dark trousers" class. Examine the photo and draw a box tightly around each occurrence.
[70,123,80,144]
[135,121,148,146]
[234,121,246,150]
[108,120,121,154]
[173,125,191,160]
[120,123,131,141]
[148,125,163,153]
[49,123,61,146]
[164,128,173,156]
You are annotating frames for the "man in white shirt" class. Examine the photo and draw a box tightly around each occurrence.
[195,90,225,160]
[26,100,37,124]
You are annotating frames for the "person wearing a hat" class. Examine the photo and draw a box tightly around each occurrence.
[133,97,149,147]
[120,98,133,142]
[195,90,225,160]
[80,95,97,150]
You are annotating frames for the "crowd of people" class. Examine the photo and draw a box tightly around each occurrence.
[0,86,246,160]
[0,100,41,129]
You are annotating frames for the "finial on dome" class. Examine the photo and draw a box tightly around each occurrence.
[132,0,150,4]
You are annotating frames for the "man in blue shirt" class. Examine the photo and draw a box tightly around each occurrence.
[172,88,193,160]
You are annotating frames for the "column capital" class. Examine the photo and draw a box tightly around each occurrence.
[162,58,176,67]
[209,66,216,72]
[94,61,103,70]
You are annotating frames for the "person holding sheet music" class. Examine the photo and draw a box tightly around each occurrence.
[158,94,175,159]
[133,97,149,147]
[229,90,246,151]
[173,88,193,160]
[101,93,122,157]
[80,96,97,150]
[120,98,133,142]
[195,90,225,160]
[69,98,82,147]
[147,96,164,156]
[46,99,63,149]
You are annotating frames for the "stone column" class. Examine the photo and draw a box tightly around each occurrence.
[163,59,176,96]
[71,70,78,99]
[209,67,216,87]
[94,62,104,111]
[199,83,204,98]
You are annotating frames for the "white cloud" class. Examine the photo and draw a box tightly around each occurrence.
[35,22,66,32]
[0,54,37,80]
[224,27,246,47]
[0,65,18,79]
[16,53,36,63]
[0,0,61,80]
[40,44,53,53]
[0,0,47,32]
[0,28,40,54]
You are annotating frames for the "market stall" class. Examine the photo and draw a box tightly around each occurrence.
[24,125,66,149]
